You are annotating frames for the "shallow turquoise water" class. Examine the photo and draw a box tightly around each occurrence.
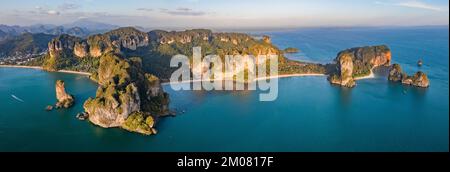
[0,26,448,152]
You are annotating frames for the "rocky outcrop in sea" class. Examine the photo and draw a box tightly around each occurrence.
[55,80,75,108]
[329,52,356,87]
[388,63,430,88]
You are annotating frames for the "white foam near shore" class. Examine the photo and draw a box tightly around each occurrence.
[0,65,91,76]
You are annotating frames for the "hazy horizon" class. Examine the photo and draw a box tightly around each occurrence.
[1,19,449,30]
[0,0,449,29]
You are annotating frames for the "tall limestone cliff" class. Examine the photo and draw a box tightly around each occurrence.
[42,27,149,71]
[337,45,391,77]
[329,53,356,87]
[74,41,89,57]
[43,34,81,71]
[83,53,169,135]
[55,80,74,108]
[48,35,79,58]
[388,64,406,82]
[39,27,288,79]
[141,29,288,80]
[149,29,212,45]
[86,27,149,57]
[329,45,392,87]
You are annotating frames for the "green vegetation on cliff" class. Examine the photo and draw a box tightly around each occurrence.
[327,45,391,87]
[83,52,169,135]
[33,29,401,94]
[279,60,327,75]
[283,47,300,53]
[122,111,156,135]
[40,34,82,71]
[336,45,391,78]
[42,53,76,71]
[36,27,328,81]
[0,33,54,58]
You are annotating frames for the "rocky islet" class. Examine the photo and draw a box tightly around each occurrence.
[55,80,75,109]
[389,63,430,88]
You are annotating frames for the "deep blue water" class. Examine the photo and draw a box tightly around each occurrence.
[0,26,448,151]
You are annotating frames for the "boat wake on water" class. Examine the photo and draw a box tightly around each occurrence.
[11,94,24,102]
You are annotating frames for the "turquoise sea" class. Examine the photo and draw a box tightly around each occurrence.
[0,26,448,151]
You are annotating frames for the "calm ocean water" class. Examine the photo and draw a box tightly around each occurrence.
[0,26,448,151]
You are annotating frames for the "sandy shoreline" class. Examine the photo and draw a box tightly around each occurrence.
[162,73,326,85]
[354,69,375,80]
[2,64,375,83]
[0,65,91,76]
[162,71,376,85]
[256,73,326,80]
[0,65,43,70]
[58,70,91,76]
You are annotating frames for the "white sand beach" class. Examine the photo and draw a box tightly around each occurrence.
[354,69,375,80]
[2,64,374,83]
[162,73,326,85]
[0,65,91,76]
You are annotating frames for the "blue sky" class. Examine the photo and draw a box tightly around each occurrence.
[0,0,448,28]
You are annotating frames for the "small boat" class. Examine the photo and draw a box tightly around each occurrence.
[11,95,24,102]
[418,59,423,67]
[45,105,53,111]
[76,112,89,120]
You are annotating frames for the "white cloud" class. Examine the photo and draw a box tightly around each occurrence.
[47,10,60,15]
[58,3,81,11]
[159,7,207,16]
[375,0,443,11]
[32,6,60,15]
[136,8,153,12]
[397,1,442,11]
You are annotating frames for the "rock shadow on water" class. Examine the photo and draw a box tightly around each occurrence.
[405,84,429,106]
[387,80,428,98]
[332,86,353,109]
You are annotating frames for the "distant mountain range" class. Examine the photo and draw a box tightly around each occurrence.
[0,20,120,58]
[62,19,120,32]
[0,19,119,40]
[0,30,6,39]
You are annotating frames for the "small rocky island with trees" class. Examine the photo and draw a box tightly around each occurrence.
[8,27,429,135]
